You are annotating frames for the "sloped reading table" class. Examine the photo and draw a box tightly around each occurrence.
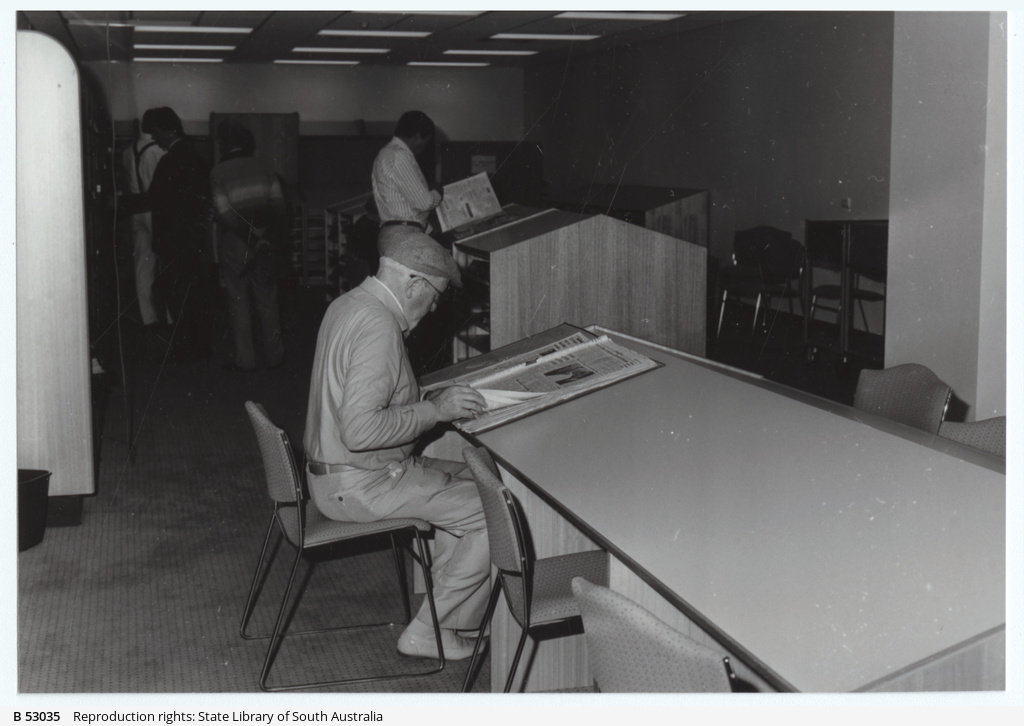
[422,324,1005,693]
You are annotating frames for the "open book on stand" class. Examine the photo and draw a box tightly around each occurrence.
[421,327,662,434]
[436,172,503,233]
[436,171,551,241]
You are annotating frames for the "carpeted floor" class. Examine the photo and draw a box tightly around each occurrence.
[17,285,490,693]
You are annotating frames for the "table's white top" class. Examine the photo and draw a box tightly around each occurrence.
[476,331,1005,692]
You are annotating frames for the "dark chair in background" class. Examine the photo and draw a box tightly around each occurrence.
[241,401,444,691]
[808,221,887,335]
[759,234,806,324]
[571,577,737,693]
[716,226,804,337]
[853,363,952,434]
[461,446,608,693]
[938,416,1006,457]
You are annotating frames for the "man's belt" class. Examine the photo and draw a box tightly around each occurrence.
[307,460,406,479]
[380,220,425,230]
[307,461,352,475]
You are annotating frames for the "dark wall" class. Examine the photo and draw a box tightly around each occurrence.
[524,12,895,266]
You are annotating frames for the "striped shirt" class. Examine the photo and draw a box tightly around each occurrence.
[209,154,285,236]
[371,137,441,228]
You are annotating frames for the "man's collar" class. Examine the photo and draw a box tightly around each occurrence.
[365,277,410,333]
[392,136,413,154]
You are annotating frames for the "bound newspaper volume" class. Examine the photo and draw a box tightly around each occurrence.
[421,329,662,434]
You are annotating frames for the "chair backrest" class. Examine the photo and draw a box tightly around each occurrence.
[938,416,1006,457]
[245,401,302,506]
[847,222,888,282]
[571,577,734,693]
[805,220,844,269]
[760,236,805,283]
[853,364,952,434]
[732,225,791,267]
[463,446,531,624]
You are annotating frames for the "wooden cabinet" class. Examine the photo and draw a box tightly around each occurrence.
[548,184,709,248]
[450,208,706,361]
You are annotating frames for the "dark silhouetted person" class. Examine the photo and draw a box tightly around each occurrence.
[142,106,213,362]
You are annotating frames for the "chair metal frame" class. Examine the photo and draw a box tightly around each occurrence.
[717,226,804,337]
[808,221,887,335]
[461,446,608,693]
[240,401,444,691]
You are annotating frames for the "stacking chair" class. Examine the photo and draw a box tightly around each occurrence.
[808,221,887,335]
[759,234,806,323]
[853,363,952,434]
[938,416,1006,457]
[571,577,736,693]
[461,446,609,692]
[240,401,444,691]
[717,226,804,337]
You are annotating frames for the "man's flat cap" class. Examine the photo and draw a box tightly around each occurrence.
[380,228,462,287]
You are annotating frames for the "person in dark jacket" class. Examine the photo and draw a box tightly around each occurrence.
[141,106,213,362]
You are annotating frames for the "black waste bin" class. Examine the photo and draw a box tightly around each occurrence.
[18,469,50,551]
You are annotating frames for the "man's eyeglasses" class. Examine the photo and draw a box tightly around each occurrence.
[414,276,451,304]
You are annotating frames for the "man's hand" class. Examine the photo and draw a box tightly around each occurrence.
[425,385,487,422]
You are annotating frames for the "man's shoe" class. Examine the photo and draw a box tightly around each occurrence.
[396,627,481,661]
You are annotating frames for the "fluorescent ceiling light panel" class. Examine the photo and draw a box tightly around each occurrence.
[555,12,685,21]
[134,57,225,63]
[408,61,489,67]
[319,29,431,38]
[275,59,360,65]
[490,33,599,41]
[134,44,235,51]
[67,20,132,28]
[376,10,483,16]
[443,49,538,56]
[292,46,390,54]
[134,26,252,34]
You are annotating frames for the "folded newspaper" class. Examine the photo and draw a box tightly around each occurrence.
[421,331,661,434]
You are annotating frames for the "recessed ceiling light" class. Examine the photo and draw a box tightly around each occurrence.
[292,47,390,54]
[443,49,538,57]
[67,20,133,28]
[134,57,225,63]
[133,26,252,34]
[274,59,360,66]
[376,11,483,16]
[319,29,431,39]
[134,44,235,51]
[554,12,686,22]
[490,33,599,42]
[407,61,490,68]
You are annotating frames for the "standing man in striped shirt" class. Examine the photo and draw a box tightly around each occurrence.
[210,119,287,371]
[372,110,445,249]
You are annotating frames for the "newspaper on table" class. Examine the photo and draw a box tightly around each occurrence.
[421,331,662,434]
[436,172,503,233]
